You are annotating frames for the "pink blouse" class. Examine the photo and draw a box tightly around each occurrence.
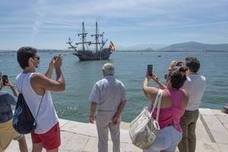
[151,88,185,132]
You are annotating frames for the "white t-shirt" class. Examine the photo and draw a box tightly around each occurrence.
[183,74,206,111]
[89,75,127,112]
[16,72,58,134]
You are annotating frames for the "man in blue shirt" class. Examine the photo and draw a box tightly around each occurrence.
[0,72,28,152]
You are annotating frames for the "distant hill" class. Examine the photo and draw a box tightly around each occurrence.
[159,41,228,52]
[119,43,166,51]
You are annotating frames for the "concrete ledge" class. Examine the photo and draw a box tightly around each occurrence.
[5,108,228,152]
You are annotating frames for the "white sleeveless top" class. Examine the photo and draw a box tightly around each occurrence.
[16,72,58,134]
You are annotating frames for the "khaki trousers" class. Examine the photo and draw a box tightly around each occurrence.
[96,111,120,152]
[178,110,199,152]
[0,119,23,152]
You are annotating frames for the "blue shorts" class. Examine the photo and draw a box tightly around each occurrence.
[143,126,182,152]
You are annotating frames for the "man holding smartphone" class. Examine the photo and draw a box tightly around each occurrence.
[16,47,65,152]
[0,72,28,152]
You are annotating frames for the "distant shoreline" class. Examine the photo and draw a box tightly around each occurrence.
[117,50,228,52]
[1,49,228,53]
[0,49,74,53]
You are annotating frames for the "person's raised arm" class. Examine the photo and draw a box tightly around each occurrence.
[45,57,55,78]
[31,56,65,93]
[54,56,65,90]
[143,75,159,103]
[5,80,18,97]
[151,73,167,89]
[143,75,173,108]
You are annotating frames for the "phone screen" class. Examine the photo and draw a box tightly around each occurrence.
[147,64,153,76]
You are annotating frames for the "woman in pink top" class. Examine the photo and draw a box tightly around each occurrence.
[143,67,189,152]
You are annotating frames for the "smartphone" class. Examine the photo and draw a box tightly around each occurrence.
[147,64,153,76]
[2,75,8,85]
[54,54,63,60]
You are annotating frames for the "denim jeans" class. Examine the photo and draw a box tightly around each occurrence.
[143,126,182,152]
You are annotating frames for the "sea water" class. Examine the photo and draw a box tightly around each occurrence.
[0,50,227,122]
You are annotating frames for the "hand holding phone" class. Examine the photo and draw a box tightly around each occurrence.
[147,64,153,76]
[54,54,63,60]
[2,75,9,85]
[53,54,63,69]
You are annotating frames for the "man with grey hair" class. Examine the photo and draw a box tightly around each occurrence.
[89,63,127,152]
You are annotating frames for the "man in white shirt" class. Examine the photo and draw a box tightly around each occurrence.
[178,57,206,152]
[89,63,127,152]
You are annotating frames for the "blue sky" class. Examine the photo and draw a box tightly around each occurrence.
[0,0,228,50]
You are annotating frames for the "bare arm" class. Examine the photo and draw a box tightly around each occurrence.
[5,80,18,97]
[45,57,55,78]
[31,56,65,95]
[152,74,167,89]
[143,75,172,108]
[181,89,189,108]
[112,100,127,124]
[89,102,97,123]
[31,73,65,93]
[143,77,159,102]
[10,85,18,97]
[115,100,127,116]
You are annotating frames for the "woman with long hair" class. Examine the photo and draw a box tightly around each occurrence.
[143,67,189,152]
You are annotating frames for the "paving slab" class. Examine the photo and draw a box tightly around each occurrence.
[201,114,228,144]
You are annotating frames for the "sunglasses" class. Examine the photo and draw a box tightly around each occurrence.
[34,56,40,60]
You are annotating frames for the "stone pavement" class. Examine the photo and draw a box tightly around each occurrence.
[6,108,228,152]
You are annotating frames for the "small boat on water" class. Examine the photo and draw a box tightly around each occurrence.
[67,22,115,61]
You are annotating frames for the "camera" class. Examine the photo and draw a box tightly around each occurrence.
[2,75,9,85]
[147,64,153,76]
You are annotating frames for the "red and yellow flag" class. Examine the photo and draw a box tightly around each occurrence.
[109,41,116,51]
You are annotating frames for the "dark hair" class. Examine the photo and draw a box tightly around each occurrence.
[170,68,186,89]
[185,57,200,73]
[176,61,184,67]
[17,47,37,69]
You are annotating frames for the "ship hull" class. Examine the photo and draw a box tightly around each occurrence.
[73,48,112,61]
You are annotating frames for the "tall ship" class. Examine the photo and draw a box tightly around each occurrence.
[67,22,115,61]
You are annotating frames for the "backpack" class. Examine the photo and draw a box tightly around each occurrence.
[13,93,36,134]
[13,92,44,134]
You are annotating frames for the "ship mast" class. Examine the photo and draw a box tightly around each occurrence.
[91,22,103,52]
[100,32,108,49]
[67,22,109,53]
[95,22,98,52]
[76,22,91,51]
